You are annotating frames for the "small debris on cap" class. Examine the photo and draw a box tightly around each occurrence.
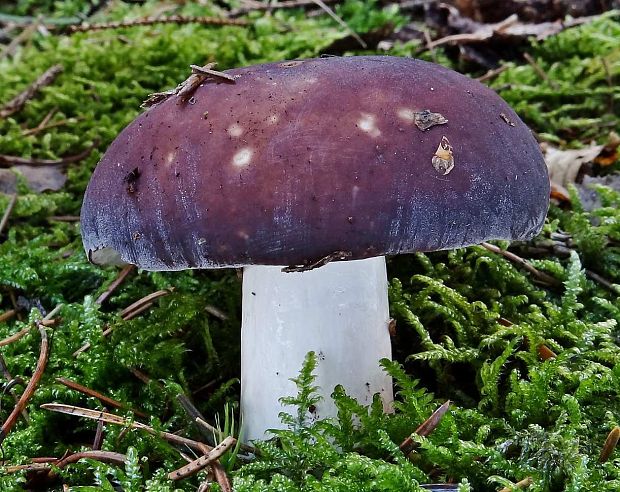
[413,110,448,131]
[500,113,515,126]
[431,136,455,175]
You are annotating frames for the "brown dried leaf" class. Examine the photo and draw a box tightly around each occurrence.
[593,131,620,167]
[538,344,557,360]
[543,142,605,189]
[446,0,611,24]
[599,426,620,463]
[545,134,619,204]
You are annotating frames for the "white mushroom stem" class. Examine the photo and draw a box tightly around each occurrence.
[241,256,393,442]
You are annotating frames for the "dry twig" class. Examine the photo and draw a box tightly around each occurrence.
[229,0,339,16]
[523,52,560,90]
[0,309,17,323]
[4,450,126,476]
[0,304,61,347]
[168,436,236,480]
[0,354,29,423]
[0,65,63,118]
[41,403,213,453]
[195,416,225,444]
[190,64,236,82]
[92,414,105,450]
[0,306,60,444]
[142,62,235,108]
[55,377,147,418]
[96,264,135,304]
[205,305,229,321]
[481,242,561,286]
[22,107,56,135]
[212,462,233,492]
[400,400,450,455]
[0,326,30,347]
[195,416,255,454]
[171,383,256,454]
[0,21,39,60]
[599,426,620,463]
[585,269,620,295]
[68,15,248,33]
[283,250,352,272]
[22,116,84,137]
[72,325,112,357]
[424,15,521,50]
[476,65,508,83]
[0,140,98,168]
[537,344,557,360]
[120,288,173,320]
[310,0,366,48]
[176,394,215,444]
[0,193,18,237]
[128,367,153,385]
[48,215,80,222]
[3,462,54,473]
[499,477,533,492]
[47,451,127,478]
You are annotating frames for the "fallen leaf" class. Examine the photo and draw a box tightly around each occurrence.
[544,133,619,204]
[446,0,612,24]
[0,165,67,194]
[0,170,17,194]
[544,142,604,189]
[417,3,604,68]
[593,131,620,167]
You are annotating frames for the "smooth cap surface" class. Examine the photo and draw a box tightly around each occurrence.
[81,56,549,270]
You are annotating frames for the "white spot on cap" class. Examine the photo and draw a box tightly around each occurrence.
[267,114,279,125]
[357,113,381,138]
[233,147,253,168]
[397,108,415,122]
[165,151,176,167]
[227,123,244,137]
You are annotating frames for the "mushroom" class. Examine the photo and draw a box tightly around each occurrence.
[80,56,549,441]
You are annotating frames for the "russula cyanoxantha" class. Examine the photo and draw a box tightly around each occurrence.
[81,56,550,441]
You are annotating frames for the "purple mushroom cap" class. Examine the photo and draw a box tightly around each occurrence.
[81,56,550,270]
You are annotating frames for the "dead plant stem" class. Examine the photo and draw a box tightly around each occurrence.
[0,308,57,443]
[0,65,63,118]
[0,194,17,237]
[68,15,248,33]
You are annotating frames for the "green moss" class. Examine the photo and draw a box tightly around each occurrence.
[491,12,620,143]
